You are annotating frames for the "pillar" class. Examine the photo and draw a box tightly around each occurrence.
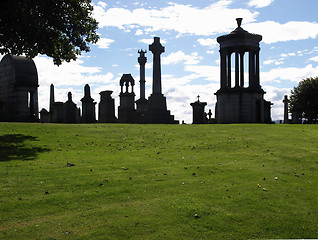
[249,51,254,87]
[138,50,147,99]
[235,51,239,87]
[255,50,260,87]
[220,50,227,89]
[227,52,231,88]
[240,52,244,87]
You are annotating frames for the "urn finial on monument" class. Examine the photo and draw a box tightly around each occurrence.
[236,18,243,28]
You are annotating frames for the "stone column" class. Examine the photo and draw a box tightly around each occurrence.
[227,52,231,88]
[240,52,244,87]
[249,50,254,87]
[220,50,227,89]
[255,50,260,87]
[235,51,239,87]
[149,37,165,94]
[138,50,147,99]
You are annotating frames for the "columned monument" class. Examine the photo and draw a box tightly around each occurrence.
[118,74,137,123]
[145,37,178,124]
[215,18,272,123]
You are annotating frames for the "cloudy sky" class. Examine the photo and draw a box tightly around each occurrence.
[34,0,318,123]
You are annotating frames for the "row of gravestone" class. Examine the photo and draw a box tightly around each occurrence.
[40,84,116,123]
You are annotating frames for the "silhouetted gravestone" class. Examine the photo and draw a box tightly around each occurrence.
[144,37,178,124]
[81,84,96,123]
[98,90,117,123]
[215,18,272,123]
[49,83,55,122]
[136,49,148,120]
[40,108,50,123]
[52,102,64,123]
[190,95,207,124]
[118,74,137,123]
[0,55,39,122]
[283,95,289,124]
[64,92,80,123]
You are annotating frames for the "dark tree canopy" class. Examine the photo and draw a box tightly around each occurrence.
[0,0,99,65]
[289,77,318,123]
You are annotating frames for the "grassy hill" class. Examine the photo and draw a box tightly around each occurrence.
[0,123,317,239]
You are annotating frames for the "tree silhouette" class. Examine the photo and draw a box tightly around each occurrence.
[0,0,99,65]
[289,77,318,123]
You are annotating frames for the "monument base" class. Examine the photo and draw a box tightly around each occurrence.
[118,107,137,123]
[144,93,178,124]
[215,88,265,124]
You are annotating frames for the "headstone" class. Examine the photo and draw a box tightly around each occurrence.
[40,108,50,123]
[64,92,79,123]
[81,84,96,123]
[283,95,289,124]
[190,95,207,124]
[98,90,117,123]
[52,102,64,123]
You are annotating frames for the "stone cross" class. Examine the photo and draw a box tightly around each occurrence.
[149,37,165,94]
[208,109,213,120]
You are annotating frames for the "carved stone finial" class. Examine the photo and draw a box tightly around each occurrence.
[236,18,243,28]
[68,92,72,101]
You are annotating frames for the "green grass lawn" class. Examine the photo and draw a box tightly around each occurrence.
[0,123,317,239]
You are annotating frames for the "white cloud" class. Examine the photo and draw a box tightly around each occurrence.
[309,56,318,62]
[261,64,318,83]
[139,38,166,45]
[96,38,114,49]
[246,21,318,44]
[263,59,275,65]
[197,38,218,49]
[161,51,202,65]
[184,65,220,82]
[135,29,143,35]
[248,0,274,8]
[93,1,258,36]
[97,1,107,9]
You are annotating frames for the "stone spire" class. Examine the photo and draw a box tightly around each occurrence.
[49,83,54,112]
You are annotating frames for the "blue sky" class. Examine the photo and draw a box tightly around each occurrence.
[33,0,318,123]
